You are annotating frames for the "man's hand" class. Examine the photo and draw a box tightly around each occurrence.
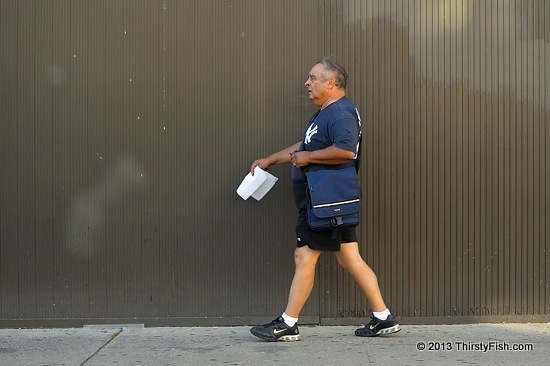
[289,151,311,168]
[250,158,271,175]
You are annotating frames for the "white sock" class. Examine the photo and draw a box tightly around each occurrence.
[373,309,391,321]
[281,312,298,327]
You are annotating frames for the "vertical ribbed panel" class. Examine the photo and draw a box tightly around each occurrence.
[0,0,548,324]
[0,0,318,320]
[319,0,549,320]
[0,1,18,318]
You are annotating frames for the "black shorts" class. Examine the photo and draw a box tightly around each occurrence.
[295,210,358,252]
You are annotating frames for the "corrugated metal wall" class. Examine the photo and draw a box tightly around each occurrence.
[0,0,548,326]
[318,0,550,322]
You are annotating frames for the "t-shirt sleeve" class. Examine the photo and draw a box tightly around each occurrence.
[329,116,360,154]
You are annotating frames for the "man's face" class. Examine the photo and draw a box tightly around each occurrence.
[305,63,330,107]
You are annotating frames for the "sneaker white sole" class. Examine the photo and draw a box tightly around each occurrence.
[377,324,401,335]
[278,334,301,341]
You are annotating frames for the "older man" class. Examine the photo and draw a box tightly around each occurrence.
[249,58,400,341]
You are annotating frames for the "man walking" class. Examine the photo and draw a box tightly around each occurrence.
[249,58,400,341]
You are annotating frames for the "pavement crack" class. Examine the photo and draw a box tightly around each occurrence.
[80,328,123,365]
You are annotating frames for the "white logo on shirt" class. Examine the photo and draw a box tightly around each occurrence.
[305,124,318,145]
[354,108,362,158]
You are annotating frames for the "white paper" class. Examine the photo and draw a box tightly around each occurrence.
[250,170,278,200]
[236,166,278,200]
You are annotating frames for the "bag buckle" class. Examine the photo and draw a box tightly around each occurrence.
[332,216,344,227]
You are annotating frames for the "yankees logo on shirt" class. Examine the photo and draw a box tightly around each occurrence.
[305,124,318,144]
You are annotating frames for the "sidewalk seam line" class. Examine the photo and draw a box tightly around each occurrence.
[79,328,123,365]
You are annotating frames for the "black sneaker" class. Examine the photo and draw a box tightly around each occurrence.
[250,316,301,341]
[355,314,401,337]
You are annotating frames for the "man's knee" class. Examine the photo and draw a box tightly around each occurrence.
[293,246,320,267]
[336,253,360,269]
[335,254,349,268]
[336,243,360,268]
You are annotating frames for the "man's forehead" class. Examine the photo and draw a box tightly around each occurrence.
[309,63,324,76]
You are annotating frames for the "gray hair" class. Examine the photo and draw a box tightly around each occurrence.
[318,57,348,88]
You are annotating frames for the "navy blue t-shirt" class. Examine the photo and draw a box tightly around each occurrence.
[291,97,362,208]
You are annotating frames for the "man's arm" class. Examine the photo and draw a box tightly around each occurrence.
[290,145,355,168]
[250,142,301,174]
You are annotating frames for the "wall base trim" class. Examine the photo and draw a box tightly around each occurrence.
[321,315,550,326]
[0,316,320,329]
[1,314,548,328]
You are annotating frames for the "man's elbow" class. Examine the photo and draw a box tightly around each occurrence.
[341,150,356,160]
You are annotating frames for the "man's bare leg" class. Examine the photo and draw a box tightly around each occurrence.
[250,245,321,341]
[335,242,387,311]
[284,245,322,318]
[335,242,401,336]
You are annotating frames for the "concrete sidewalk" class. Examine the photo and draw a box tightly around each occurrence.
[1,323,549,365]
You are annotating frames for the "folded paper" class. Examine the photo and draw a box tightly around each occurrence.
[237,166,278,200]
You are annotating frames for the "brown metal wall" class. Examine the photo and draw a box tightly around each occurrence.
[0,0,548,326]
[318,0,550,322]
